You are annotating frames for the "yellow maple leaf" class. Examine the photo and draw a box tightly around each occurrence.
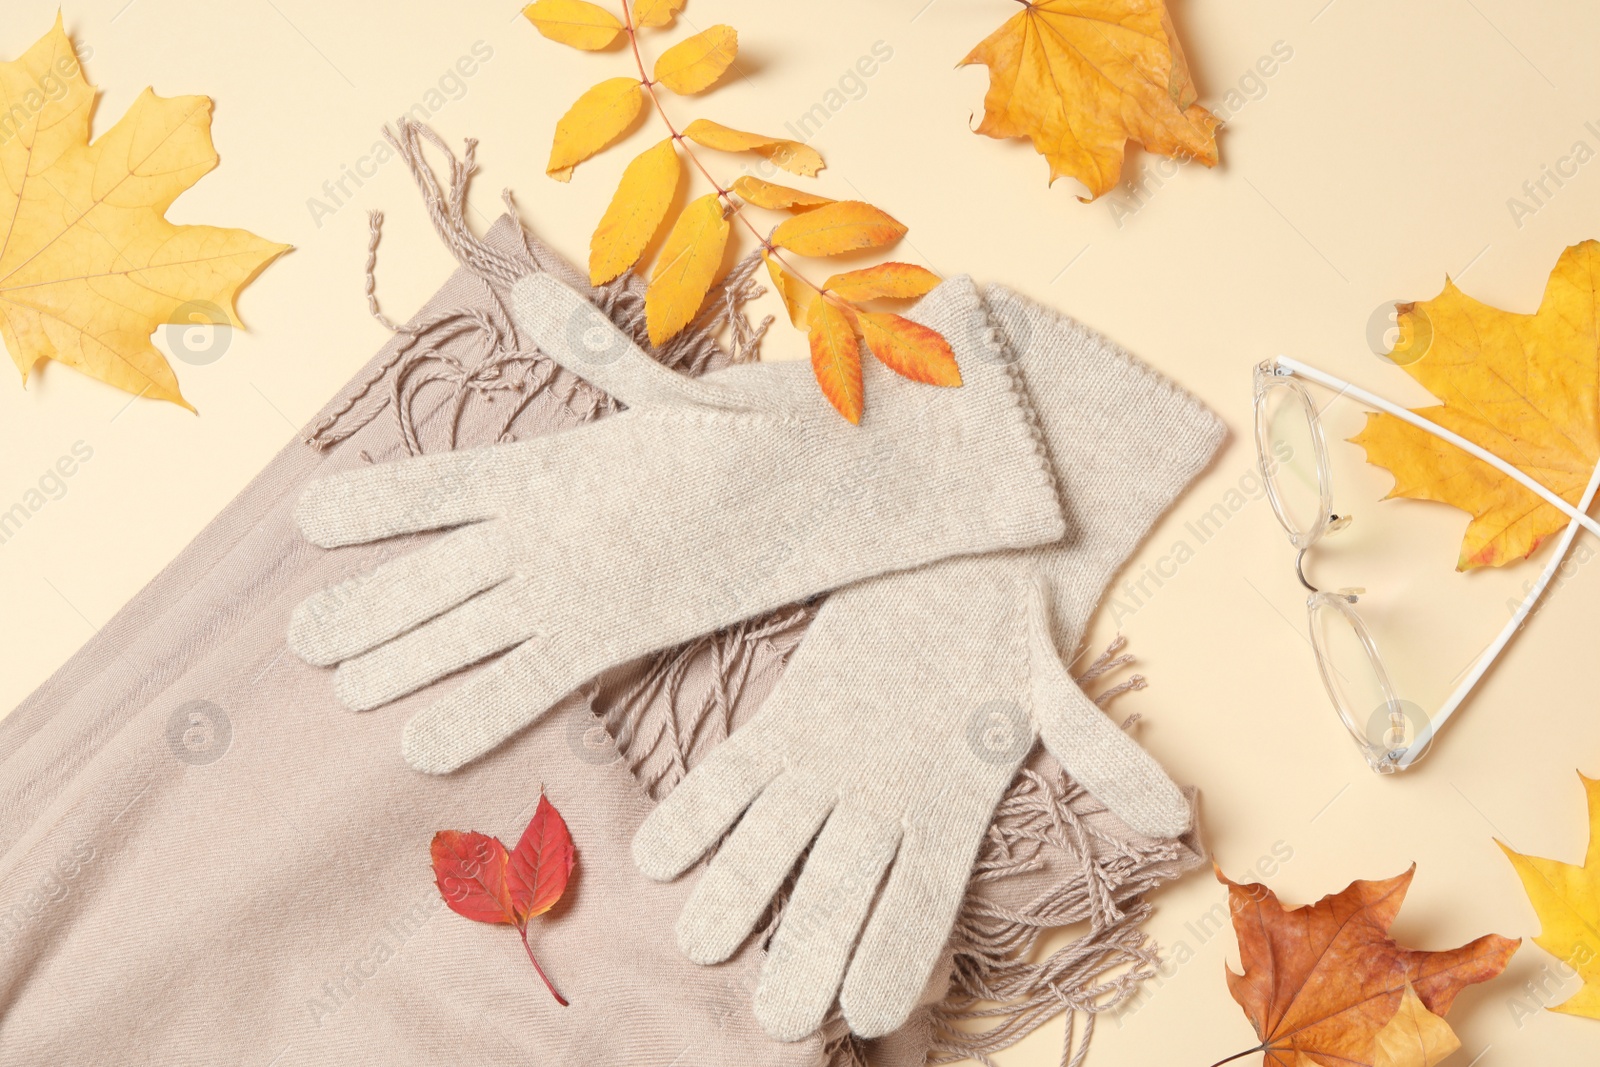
[1371,981,1462,1067]
[1352,241,1600,570]
[959,0,1219,200]
[1497,773,1600,1020]
[652,25,737,95]
[0,16,288,410]
[644,192,728,345]
[590,138,680,285]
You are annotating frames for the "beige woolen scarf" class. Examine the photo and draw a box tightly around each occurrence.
[0,128,1202,1066]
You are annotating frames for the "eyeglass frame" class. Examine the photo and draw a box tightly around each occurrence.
[1254,355,1600,772]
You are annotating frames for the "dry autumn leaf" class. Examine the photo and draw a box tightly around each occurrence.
[1352,241,1600,570]
[807,296,863,424]
[507,794,577,921]
[631,0,685,28]
[431,830,517,925]
[523,0,624,50]
[0,17,288,410]
[681,119,824,177]
[857,311,962,388]
[645,192,729,344]
[765,252,817,327]
[960,0,1219,200]
[731,175,834,211]
[652,25,737,95]
[825,262,941,301]
[771,201,907,257]
[590,138,680,284]
[1371,982,1461,1067]
[1497,772,1600,1020]
[1216,864,1517,1066]
[547,76,644,180]
[431,795,576,1005]
[530,0,957,420]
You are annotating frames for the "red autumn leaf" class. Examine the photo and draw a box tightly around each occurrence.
[430,830,517,925]
[431,795,579,1006]
[509,794,576,921]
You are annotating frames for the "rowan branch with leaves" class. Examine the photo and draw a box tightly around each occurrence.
[523,0,959,423]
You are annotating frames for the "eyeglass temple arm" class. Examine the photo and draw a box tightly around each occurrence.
[1276,355,1600,540]
[1395,454,1600,768]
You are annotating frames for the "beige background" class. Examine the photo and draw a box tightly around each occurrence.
[4,0,1600,1062]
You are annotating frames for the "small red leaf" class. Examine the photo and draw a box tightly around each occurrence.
[509,794,577,922]
[431,830,517,925]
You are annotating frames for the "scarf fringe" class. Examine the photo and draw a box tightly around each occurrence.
[306,120,769,455]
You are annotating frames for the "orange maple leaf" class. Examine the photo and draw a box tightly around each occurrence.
[960,0,1219,200]
[1217,864,1517,1066]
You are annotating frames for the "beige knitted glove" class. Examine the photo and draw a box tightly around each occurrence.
[288,273,1064,773]
[634,284,1225,1042]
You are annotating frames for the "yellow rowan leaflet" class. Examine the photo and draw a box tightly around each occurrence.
[590,139,680,285]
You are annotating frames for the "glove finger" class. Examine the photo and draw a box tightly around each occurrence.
[633,733,780,882]
[512,273,763,415]
[400,631,581,774]
[1041,705,1191,839]
[288,523,511,666]
[1026,576,1191,839]
[295,445,525,547]
[753,806,900,1042]
[840,825,979,1038]
[332,578,539,711]
[676,774,834,965]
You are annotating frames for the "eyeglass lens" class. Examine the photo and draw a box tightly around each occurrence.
[1258,380,1327,544]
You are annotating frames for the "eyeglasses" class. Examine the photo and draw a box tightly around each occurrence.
[1253,356,1600,774]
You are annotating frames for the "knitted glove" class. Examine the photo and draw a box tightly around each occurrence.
[288,273,1063,773]
[633,284,1225,1042]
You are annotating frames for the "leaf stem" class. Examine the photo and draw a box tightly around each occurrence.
[518,924,568,1006]
[618,0,827,297]
[1204,1047,1264,1067]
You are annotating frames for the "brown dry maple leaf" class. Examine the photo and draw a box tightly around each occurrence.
[1216,864,1517,1066]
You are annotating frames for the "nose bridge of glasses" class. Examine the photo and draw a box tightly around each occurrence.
[1294,545,1360,602]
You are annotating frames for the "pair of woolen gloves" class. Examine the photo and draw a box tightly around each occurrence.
[286,270,1224,1042]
